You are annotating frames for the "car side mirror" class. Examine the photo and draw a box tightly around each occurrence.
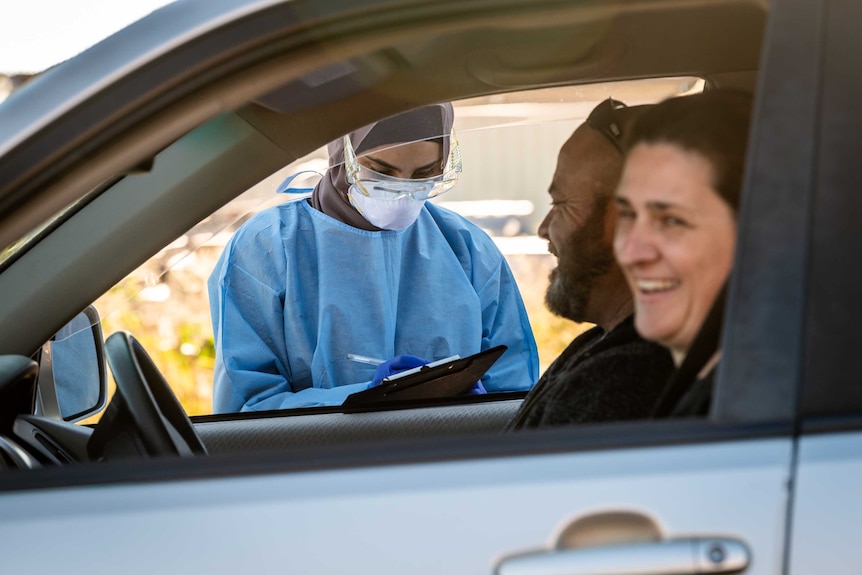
[36,306,108,423]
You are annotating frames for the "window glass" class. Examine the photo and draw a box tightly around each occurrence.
[90,77,704,417]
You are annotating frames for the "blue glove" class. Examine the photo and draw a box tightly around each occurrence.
[370,354,428,387]
[468,381,487,395]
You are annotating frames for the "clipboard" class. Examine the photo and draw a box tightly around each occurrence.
[342,345,507,407]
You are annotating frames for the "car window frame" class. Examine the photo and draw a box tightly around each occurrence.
[714,0,826,423]
[792,0,862,421]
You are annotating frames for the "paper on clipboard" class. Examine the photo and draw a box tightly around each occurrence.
[380,354,460,383]
[342,345,507,407]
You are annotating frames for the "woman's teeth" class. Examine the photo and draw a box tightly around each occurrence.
[637,279,679,293]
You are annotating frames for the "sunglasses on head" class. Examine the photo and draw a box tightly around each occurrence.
[585,98,628,153]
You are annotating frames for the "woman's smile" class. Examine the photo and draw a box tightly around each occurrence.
[614,142,737,364]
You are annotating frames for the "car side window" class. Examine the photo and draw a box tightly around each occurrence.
[91,78,703,417]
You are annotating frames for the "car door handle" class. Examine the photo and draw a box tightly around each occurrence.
[495,537,750,575]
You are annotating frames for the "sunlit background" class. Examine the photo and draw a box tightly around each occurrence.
[0,0,175,97]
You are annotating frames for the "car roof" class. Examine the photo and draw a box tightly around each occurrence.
[0,0,767,245]
[0,0,767,161]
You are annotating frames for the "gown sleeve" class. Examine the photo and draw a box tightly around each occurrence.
[208,219,369,413]
[475,256,540,392]
[424,204,539,393]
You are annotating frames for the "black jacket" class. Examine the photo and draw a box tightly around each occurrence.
[669,368,714,417]
[506,316,675,430]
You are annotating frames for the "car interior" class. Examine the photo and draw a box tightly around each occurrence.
[0,0,768,468]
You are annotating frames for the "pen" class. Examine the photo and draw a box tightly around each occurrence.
[346,353,385,366]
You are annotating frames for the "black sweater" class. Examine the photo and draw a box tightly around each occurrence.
[506,316,675,430]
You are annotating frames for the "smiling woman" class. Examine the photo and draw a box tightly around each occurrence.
[613,89,753,415]
[614,144,737,363]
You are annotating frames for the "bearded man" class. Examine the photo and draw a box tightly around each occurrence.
[506,99,674,430]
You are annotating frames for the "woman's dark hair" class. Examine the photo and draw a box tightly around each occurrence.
[624,90,753,211]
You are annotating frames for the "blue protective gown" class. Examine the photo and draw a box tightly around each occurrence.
[208,199,539,412]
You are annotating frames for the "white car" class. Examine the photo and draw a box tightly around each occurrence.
[0,0,857,573]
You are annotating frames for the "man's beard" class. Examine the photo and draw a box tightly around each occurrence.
[545,207,615,323]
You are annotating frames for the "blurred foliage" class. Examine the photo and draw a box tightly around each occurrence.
[507,254,592,372]
[93,248,218,417]
[529,304,591,372]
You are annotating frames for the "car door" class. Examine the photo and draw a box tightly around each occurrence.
[0,423,790,574]
[0,0,822,572]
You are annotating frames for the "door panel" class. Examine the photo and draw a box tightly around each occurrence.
[788,431,862,575]
[196,400,524,453]
[0,437,792,573]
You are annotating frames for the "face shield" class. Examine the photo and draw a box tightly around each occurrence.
[343,128,463,201]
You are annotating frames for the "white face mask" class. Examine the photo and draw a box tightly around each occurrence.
[348,183,426,230]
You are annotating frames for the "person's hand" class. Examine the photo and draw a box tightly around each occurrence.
[370,354,428,387]
[467,381,487,395]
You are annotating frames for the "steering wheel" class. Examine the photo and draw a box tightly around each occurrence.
[94,331,207,457]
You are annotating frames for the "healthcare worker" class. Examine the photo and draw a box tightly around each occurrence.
[208,103,539,412]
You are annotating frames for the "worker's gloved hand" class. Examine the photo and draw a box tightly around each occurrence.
[468,381,487,395]
[370,354,428,387]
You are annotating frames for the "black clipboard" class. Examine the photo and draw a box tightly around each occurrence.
[342,345,507,407]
